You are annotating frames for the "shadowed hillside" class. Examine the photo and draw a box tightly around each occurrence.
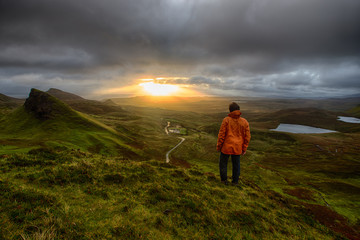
[46,88,129,116]
[46,88,85,101]
[0,93,24,109]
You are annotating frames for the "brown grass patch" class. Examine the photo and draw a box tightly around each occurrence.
[304,203,360,240]
[170,156,191,169]
[284,187,315,201]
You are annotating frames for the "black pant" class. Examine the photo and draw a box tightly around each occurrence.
[219,152,240,183]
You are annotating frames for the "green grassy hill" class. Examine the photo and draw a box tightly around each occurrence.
[0,89,140,156]
[170,129,360,240]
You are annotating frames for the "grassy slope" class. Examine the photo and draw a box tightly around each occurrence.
[172,131,360,239]
[348,105,360,118]
[98,104,360,239]
[88,103,360,229]
[0,93,24,118]
[0,150,344,240]
[0,93,24,108]
[169,109,360,239]
[0,104,139,157]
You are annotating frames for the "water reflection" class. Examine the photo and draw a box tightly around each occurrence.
[337,116,360,123]
[270,124,336,134]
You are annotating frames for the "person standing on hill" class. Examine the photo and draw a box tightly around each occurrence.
[217,102,251,185]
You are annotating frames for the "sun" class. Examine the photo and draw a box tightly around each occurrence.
[139,82,179,96]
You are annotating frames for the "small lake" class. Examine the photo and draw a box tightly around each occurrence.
[270,124,337,134]
[337,116,360,123]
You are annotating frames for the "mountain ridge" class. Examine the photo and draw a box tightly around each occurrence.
[46,88,128,115]
[0,93,24,109]
[46,88,85,101]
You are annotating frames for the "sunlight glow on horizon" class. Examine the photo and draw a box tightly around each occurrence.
[94,77,203,98]
[139,82,179,96]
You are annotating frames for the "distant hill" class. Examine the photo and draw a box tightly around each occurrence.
[0,93,24,109]
[46,88,85,101]
[247,97,360,112]
[103,99,118,106]
[0,89,141,156]
[348,105,360,118]
[255,107,360,132]
[110,95,360,114]
[110,96,230,113]
[46,88,128,116]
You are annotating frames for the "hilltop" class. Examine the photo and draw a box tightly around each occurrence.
[0,89,141,156]
[0,93,24,109]
[46,88,85,101]
[46,88,128,116]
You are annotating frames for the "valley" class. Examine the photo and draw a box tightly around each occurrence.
[0,88,359,239]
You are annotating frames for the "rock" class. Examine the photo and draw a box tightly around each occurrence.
[24,88,72,119]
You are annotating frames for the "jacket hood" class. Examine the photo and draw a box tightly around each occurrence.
[228,110,241,119]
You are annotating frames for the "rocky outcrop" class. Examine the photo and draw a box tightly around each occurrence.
[24,88,72,119]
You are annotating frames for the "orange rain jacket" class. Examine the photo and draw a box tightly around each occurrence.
[216,110,251,155]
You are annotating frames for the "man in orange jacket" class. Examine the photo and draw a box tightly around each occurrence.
[217,102,251,185]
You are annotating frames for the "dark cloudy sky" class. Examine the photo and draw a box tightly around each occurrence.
[1,0,360,98]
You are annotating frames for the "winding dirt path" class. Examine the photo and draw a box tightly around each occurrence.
[166,137,185,163]
[165,121,185,163]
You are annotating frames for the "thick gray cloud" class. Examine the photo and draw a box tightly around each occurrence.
[0,0,360,98]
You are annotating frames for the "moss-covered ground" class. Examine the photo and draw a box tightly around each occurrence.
[0,149,350,240]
